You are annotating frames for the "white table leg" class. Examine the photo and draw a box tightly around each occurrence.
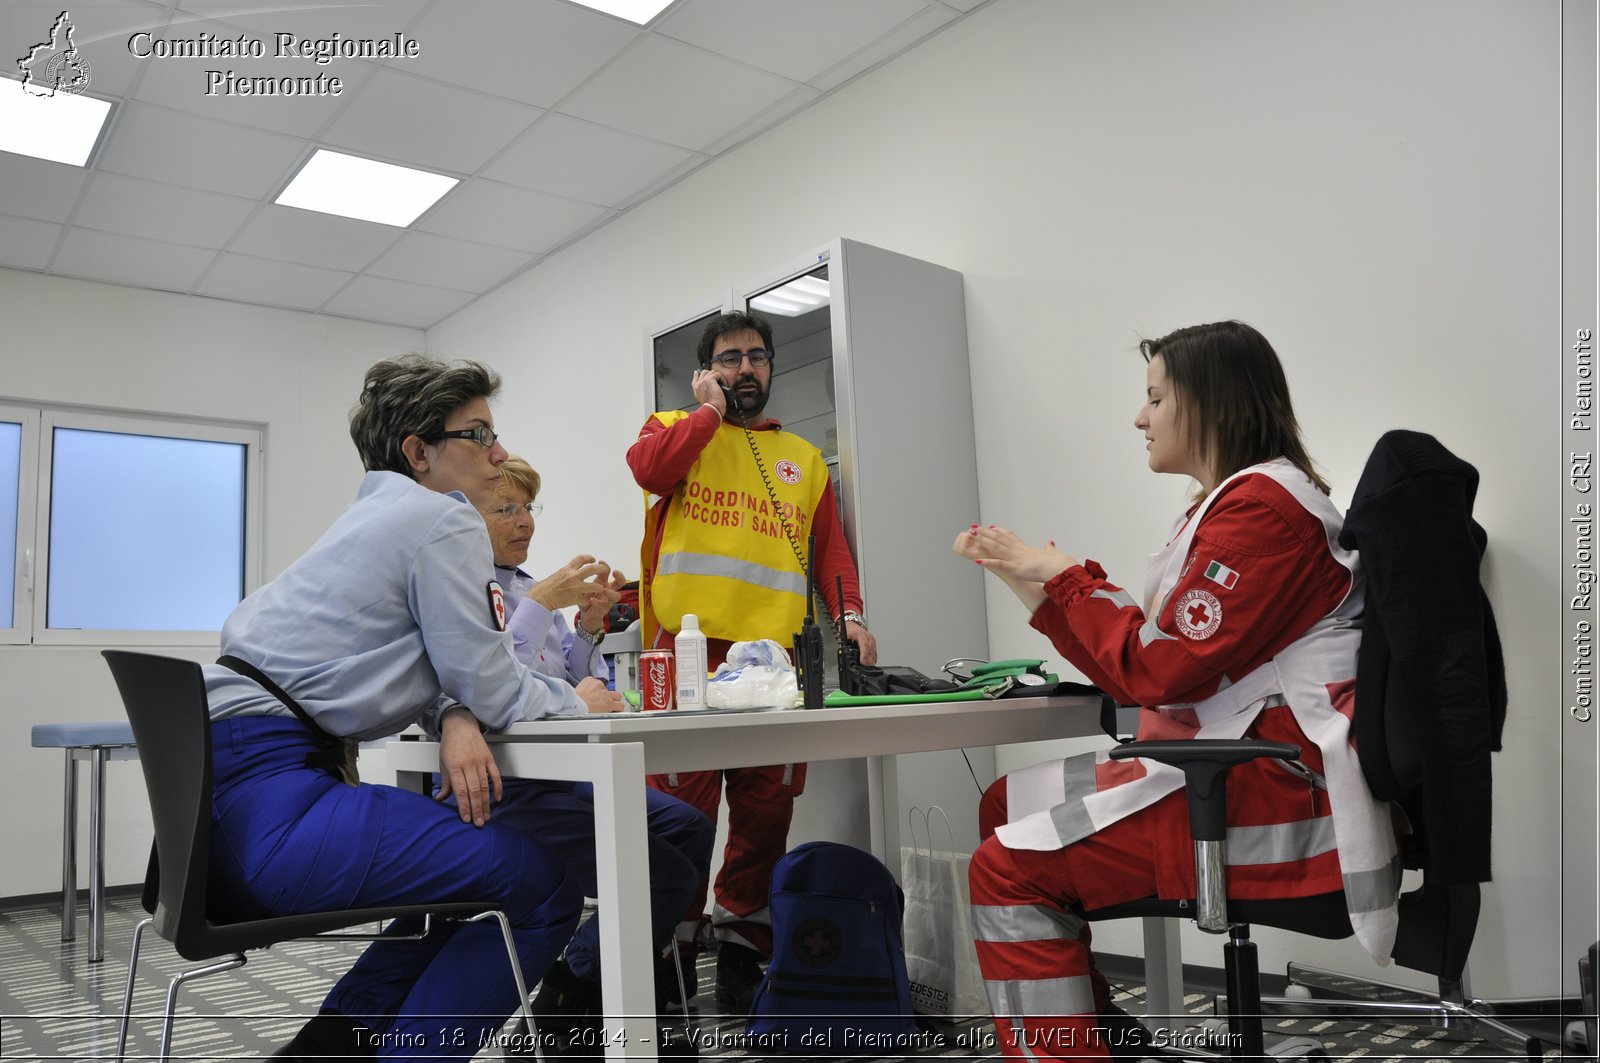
[586,741,657,1061]
[1141,916,1184,1022]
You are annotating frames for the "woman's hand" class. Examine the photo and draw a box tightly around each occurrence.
[576,676,625,714]
[436,707,501,827]
[577,568,627,636]
[529,555,613,610]
[956,525,1079,582]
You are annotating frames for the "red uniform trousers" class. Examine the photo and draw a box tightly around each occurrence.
[971,779,1191,1063]
[648,761,806,955]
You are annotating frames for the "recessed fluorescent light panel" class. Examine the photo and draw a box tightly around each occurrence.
[567,0,675,25]
[750,274,831,318]
[276,149,458,227]
[0,79,113,166]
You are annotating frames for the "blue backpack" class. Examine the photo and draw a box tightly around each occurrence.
[746,841,919,1053]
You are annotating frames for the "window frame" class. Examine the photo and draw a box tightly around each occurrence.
[26,408,263,646]
[0,405,40,645]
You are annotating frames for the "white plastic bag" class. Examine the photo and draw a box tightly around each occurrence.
[900,806,989,1019]
[705,640,799,708]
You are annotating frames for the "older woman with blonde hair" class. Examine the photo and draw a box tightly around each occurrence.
[476,455,712,1056]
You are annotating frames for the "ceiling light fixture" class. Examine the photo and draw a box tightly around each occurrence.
[750,275,832,317]
[566,0,675,26]
[0,77,113,167]
[275,149,458,227]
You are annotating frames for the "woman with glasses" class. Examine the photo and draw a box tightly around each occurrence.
[954,321,1398,1062]
[483,456,625,689]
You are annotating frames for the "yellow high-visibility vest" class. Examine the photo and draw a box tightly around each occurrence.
[643,411,828,645]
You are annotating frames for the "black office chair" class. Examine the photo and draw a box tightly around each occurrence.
[1083,432,1528,1060]
[102,650,537,1063]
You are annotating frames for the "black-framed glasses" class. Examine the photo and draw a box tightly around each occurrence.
[709,349,773,370]
[426,425,499,448]
[487,500,542,520]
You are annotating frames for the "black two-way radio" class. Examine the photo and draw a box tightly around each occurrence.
[793,535,826,708]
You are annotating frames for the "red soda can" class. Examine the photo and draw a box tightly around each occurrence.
[640,650,676,712]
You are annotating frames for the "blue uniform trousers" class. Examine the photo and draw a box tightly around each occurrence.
[471,778,714,982]
[208,717,582,1059]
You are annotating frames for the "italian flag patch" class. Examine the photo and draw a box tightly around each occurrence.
[1203,560,1239,589]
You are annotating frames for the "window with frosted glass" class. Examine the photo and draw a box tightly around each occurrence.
[47,428,246,631]
[0,422,19,628]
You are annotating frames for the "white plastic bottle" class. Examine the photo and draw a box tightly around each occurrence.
[674,613,709,710]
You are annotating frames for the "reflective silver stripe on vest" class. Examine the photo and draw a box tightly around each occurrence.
[656,550,807,597]
[987,974,1098,1018]
[1343,854,1403,913]
[972,904,1087,943]
[1091,587,1138,610]
[1138,617,1176,646]
[1047,753,1102,847]
[1225,816,1337,866]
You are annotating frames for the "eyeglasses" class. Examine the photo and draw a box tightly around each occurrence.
[709,349,773,370]
[487,501,542,520]
[427,425,499,448]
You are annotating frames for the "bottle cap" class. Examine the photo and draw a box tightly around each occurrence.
[682,613,699,629]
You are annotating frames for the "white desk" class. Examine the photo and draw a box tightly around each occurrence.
[388,695,1182,1059]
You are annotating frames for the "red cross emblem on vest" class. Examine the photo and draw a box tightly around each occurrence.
[1174,588,1222,641]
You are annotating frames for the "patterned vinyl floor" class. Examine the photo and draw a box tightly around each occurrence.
[0,894,1556,1062]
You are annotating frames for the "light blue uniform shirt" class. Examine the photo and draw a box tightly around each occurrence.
[497,565,608,687]
[204,471,581,740]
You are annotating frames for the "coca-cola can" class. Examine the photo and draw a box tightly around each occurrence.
[640,650,676,712]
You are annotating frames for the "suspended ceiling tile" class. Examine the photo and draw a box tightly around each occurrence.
[557,34,798,152]
[0,215,63,271]
[0,156,89,224]
[194,252,354,311]
[322,275,476,329]
[657,0,930,84]
[809,3,959,92]
[404,0,638,108]
[483,114,696,207]
[73,171,256,248]
[52,227,215,291]
[95,102,305,198]
[365,232,536,292]
[322,68,542,174]
[3,1,168,99]
[415,179,611,254]
[228,204,404,272]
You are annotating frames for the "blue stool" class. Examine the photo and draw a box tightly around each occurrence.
[30,722,138,963]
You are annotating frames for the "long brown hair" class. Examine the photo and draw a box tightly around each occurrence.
[1140,321,1330,495]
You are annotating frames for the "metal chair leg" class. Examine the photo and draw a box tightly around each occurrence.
[89,746,108,962]
[158,955,248,1063]
[60,750,78,944]
[115,917,150,1063]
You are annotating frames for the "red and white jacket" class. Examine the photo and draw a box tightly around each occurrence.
[998,459,1399,962]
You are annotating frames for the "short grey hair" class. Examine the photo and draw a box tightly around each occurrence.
[348,354,501,476]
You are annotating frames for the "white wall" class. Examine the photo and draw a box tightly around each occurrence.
[429,0,1579,997]
[0,269,422,899]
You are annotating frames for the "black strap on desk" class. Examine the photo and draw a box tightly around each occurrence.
[216,654,353,780]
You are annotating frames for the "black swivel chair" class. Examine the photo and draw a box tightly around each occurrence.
[1082,432,1528,1060]
[102,650,538,1063]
